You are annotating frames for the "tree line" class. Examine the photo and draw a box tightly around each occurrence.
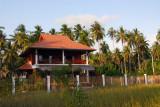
[0,22,160,77]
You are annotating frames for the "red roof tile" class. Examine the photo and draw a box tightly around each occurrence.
[30,34,96,51]
[18,62,32,70]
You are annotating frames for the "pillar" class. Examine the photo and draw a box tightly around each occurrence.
[35,49,38,64]
[144,74,148,85]
[86,70,89,83]
[86,51,88,65]
[47,75,50,92]
[124,74,128,86]
[12,77,15,95]
[76,75,80,90]
[62,50,64,64]
[102,75,105,87]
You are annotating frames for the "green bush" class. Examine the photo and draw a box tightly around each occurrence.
[146,59,160,75]
[94,64,123,76]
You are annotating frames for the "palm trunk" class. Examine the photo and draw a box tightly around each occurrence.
[152,54,155,75]
[138,51,141,71]
[105,55,107,65]
[113,38,115,54]
[98,40,101,66]
[118,63,120,73]
[122,43,127,74]
[121,61,123,74]
[129,48,132,73]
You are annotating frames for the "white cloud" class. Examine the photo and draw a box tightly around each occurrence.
[54,14,122,27]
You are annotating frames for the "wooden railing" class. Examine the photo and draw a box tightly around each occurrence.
[38,59,62,64]
[65,59,86,64]
[38,59,86,64]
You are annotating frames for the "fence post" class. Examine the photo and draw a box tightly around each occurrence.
[47,75,50,92]
[111,77,113,85]
[102,75,105,87]
[76,75,80,89]
[144,74,148,85]
[124,74,128,86]
[12,77,15,95]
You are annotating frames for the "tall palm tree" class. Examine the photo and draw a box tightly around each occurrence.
[78,30,94,47]
[133,28,143,71]
[126,31,134,73]
[116,26,127,73]
[90,21,105,66]
[156,29,160,42]
[0,27,6,77]
[74,24,84,41]
[13,24,31,52]
[49,28,56,35]
[115,48,122,72]
[107,27,116,53]
[100,41,109,65]
[59,24,74,40]
[3,41,17,76]
[152,41,160,60]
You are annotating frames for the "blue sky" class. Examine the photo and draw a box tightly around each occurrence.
[1,0,160,50]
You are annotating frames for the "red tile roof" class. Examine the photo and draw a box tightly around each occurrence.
[30,34,96,51]
[18,62,32,70]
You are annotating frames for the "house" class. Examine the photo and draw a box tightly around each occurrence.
[18,34,96,80]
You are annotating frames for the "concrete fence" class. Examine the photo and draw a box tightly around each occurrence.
[11,74,160,94]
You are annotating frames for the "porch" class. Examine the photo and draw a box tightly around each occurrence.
[33,49,89,65]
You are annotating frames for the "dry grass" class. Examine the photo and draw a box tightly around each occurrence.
[0,84,160,107]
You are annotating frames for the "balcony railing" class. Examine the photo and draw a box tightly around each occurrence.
[65,59,86,64]
[38,59,62,64]
[37,59,86,64]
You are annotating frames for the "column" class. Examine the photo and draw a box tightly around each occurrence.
[144,74,148,85]
[124,74,128,86]
[62,50,64,64]
[76,75,80,90]
[12,77,15,95]
[35,49,38,64]
[47,75,50,92]
[86,51,88,65]
[102,75,105,87]
[86,70,89,83]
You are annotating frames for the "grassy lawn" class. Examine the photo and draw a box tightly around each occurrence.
[0,84,160,107]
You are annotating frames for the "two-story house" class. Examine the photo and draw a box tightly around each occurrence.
[18,34,96,79]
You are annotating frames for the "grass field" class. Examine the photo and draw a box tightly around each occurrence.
[0,84,160,107]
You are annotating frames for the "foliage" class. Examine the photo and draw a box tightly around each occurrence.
[1,85,160,107]
[63,86,89,107]
[0,78,12,97]
[51,65,81,85]
[94,64,123,76]
[145,59,160,75]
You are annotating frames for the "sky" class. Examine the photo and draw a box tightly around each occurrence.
[0,0,160,51]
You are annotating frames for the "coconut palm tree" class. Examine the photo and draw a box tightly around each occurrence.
[116,26,127,73]
[133,28,143,71]
[152,41,160,60]
[49,28,56,35]
[115,48,122,72]
[156,29,160,42]
[90,21,105,66]
[100,41,109,65]
[3,41,17,76]
[126,31,134,73]
[59,24,74,40]
[74,24,84,41]
[107,27,116,53]
[78,30,94,47]
[13,24,31,52]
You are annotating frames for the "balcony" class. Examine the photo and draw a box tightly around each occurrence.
[38,59,62,64]
[38,59,86,64]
